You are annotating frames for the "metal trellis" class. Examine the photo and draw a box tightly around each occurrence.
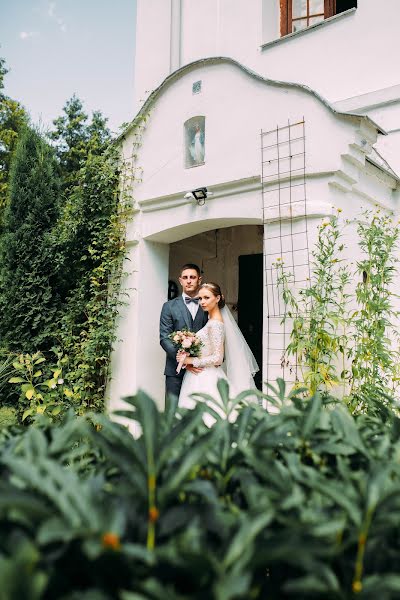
[261,119,311,385]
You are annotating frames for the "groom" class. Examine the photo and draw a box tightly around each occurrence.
[160,263,208,403]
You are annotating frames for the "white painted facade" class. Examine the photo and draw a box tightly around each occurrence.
[108,0,399,412]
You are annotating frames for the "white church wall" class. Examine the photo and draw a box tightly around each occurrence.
[260,1,398,104]
[333,86,400,182]
[107,238,169,411]
[114,3,400,407]
[375,132,400,182]
[180,0,265,70]
[141,193,262,244]
[134,0,399,118]
[106,241,140,419]
[116,54,397,394]
[180,0,219,64]
[133,0,173,110]
[133,0,400,192]
[129,60,361,221]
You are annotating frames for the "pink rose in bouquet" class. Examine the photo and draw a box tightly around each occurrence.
[168,329,203,373]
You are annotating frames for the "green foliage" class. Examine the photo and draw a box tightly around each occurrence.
[277,210,400,415]
[349,211,400,413]
[1,141,130,417]
[1,384,400,598]
[8,352,70,422]
[0,96,131,418]
[0,126,61,352]
[0,352,14,394]
[276,211,350,394]
[43,98,130,414]
[0,406,17,428]
[52,144,131,411]
[50,95,111,194]
[0,57,29,219]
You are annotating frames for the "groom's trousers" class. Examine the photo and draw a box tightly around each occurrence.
[165,374,183,409]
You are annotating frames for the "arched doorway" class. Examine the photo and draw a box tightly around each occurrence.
[168,224,263,388]
[107,219,265,415]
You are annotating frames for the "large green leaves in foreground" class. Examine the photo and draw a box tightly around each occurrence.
[1,381,400,598]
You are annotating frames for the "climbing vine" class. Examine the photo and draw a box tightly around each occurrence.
[53,144,134,411]
[349,211,400,414]
[276,209,400,413]
[276,210,350,395]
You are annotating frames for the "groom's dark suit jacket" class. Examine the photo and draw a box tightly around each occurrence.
[160,296,208,377]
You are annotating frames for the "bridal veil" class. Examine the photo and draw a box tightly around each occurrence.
[221,306,259,397]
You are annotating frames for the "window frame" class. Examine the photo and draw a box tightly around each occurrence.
[280,0,336,36]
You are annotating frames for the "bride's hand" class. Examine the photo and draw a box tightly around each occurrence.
[186,365,203,374]
[176,350,188,362]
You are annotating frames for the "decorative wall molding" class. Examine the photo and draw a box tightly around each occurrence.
[263,200,333,223]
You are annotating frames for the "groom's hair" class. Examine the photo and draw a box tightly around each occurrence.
[180,263,201,276]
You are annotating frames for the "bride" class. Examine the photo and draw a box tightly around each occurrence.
[177,282,259,424]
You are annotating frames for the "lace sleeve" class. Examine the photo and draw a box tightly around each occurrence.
[192,321,224,368]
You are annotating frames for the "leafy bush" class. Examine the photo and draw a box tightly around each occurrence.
[0,121,130,418]
[0,406,17,428]
[276,210,400,414]
[52,145,131,411]
[50,94,111,194]
[276,211,350,393]
[1,382,400,599]
[0,56,29,219]
[349,211,400,412]
[8,351,71,422]
[0,84,133,419]
[0,126,61,353]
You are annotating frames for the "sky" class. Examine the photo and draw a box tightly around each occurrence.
[0,0,137,134]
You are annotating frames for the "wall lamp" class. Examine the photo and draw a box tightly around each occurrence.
[184,187,213,206]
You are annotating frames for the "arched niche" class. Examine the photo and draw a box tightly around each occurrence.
[184,115,205,168]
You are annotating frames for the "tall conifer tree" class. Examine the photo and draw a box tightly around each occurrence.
[50,95,111,194]
[0,126,61,351]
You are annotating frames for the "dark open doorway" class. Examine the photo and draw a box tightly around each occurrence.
[238,254,263,390]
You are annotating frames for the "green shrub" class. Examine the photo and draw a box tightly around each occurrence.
[0,126,61,353]
[277,210,400,416]
[276,211,350,394]
[8,351,71,423]
[52,145,131,411]
[349,211,400,413]
[0,56,29,219]
[1,382,400,598]
[0,97,130,417]
[0,406,17,428]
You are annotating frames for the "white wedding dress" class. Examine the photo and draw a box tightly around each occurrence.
[179,311,259,425]
[179,319,227,410]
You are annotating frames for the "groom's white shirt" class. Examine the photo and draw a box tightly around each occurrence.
[182,292,199,321]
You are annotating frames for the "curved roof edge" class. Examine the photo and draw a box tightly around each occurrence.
[116,56,386,143]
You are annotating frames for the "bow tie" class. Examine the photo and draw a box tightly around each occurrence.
[185,296,199,304]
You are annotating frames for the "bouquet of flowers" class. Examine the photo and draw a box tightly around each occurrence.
[169,329,203,374]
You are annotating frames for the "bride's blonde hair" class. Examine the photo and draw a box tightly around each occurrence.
[199,282,226,308]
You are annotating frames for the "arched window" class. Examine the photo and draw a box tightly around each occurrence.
[184,116,205,168]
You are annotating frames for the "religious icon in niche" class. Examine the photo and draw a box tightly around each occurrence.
[185,116,205,168]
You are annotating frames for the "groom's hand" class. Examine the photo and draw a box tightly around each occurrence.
[186,365,203,375]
